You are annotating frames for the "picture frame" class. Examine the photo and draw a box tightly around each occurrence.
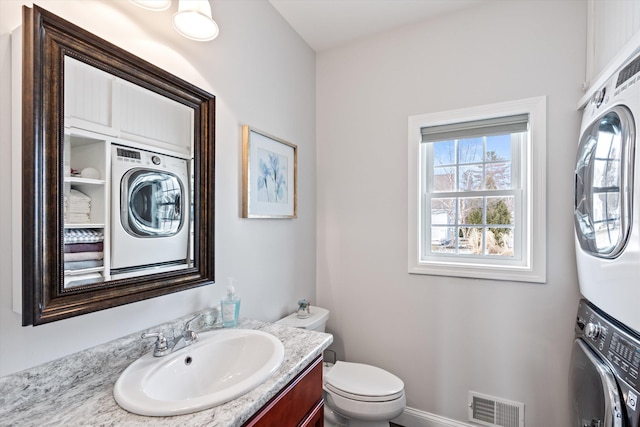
[242,125,297,218]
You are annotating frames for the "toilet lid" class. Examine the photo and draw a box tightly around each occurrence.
[324,361,404,402]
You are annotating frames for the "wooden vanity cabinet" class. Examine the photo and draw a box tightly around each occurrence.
[244,355,324,427]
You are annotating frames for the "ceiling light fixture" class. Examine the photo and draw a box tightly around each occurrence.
[129,0,172,12]
[172,0,219,42]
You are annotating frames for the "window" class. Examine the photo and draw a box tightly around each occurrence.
[408,97,546,282]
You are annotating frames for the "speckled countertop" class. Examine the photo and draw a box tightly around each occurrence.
[0,316,332,427]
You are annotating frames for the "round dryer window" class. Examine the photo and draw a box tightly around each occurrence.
[121,168,185,237]
[574,106,635,258]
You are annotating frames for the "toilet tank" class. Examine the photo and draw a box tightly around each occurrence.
[276,306,329,332]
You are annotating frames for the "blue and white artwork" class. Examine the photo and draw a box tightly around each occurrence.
[243,126,296,218]
[257,149,288,204]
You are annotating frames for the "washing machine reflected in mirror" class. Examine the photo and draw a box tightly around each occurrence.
[111,144,192,278]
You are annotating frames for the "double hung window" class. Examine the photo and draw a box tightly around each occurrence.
[408,98,546,282]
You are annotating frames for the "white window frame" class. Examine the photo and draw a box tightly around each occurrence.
[408,97,547,283]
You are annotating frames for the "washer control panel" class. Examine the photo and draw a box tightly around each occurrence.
[114,145,177,169]
[576,300,640,391]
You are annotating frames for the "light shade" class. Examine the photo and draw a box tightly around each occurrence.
[173,0,219,41]
[129,0,172,11]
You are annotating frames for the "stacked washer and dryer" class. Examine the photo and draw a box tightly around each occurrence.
[571,46,640,427]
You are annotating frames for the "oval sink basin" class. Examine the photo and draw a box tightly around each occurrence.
[114,329,285,416]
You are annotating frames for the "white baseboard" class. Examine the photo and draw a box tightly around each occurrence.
[393,407,475,427]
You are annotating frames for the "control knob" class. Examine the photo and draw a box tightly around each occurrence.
[592,88,606,108]
[585,322,602,340]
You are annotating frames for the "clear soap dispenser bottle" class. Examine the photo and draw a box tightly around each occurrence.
[221,278,241,327]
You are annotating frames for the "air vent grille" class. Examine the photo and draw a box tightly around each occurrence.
[468,391,524,427]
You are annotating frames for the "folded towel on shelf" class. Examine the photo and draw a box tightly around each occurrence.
[64,242,104,253]
[63,251,103,262]
[64,229,104,244]
[64,260,104,271]
[67,189,91,213]
[64,272,103,288]
[69,188,91,201]
[67,204,91,214]
[65,212,91,224]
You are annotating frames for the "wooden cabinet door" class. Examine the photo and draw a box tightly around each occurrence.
[244,356,323,427]
[300,401,324,427]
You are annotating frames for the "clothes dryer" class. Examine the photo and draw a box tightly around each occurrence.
[110,144,191,275]
[575,47,640,333]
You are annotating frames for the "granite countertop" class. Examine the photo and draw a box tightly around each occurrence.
[0,316,333,427]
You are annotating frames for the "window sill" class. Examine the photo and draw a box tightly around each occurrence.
[408,260,546,283]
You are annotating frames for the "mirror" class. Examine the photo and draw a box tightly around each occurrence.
[21,5,215,325]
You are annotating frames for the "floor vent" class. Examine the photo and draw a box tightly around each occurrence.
[468,391,524,427]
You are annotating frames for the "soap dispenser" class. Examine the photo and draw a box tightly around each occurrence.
[221,278,241,327]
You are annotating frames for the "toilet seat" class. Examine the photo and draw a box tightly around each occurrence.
[325,383,405,402]
[324,388,406,422]
[324,361,405,402]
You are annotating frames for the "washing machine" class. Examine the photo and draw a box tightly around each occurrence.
[574,47,640,333]
[570,299,640,427]
[110,144,191,275]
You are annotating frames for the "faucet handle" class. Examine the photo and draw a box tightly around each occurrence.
[184,313,204,332]
[141,331,170,356]
[183,313,203,344]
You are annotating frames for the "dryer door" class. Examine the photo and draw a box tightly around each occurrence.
[570,339,625,427]
[574,106,635,259]
[121,168,185,237]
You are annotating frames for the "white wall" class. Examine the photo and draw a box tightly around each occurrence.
[316,1,584,426]
[0,0,316,376]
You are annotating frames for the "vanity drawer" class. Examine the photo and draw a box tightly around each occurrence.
[244,355,323,427]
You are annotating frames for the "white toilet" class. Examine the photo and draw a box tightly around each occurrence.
[277,304,406,427]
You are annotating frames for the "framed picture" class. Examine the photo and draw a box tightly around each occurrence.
[242,125,297,218]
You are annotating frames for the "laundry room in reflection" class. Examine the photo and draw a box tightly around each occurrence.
[62,55,196,288]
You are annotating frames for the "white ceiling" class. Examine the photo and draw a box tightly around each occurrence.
[268,0,485,52]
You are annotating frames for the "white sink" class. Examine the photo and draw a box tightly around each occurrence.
[114,328,285,416]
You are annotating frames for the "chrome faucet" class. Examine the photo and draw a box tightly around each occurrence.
[142,313,202,357]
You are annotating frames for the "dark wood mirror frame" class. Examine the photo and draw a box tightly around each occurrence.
[21,5,215,326]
